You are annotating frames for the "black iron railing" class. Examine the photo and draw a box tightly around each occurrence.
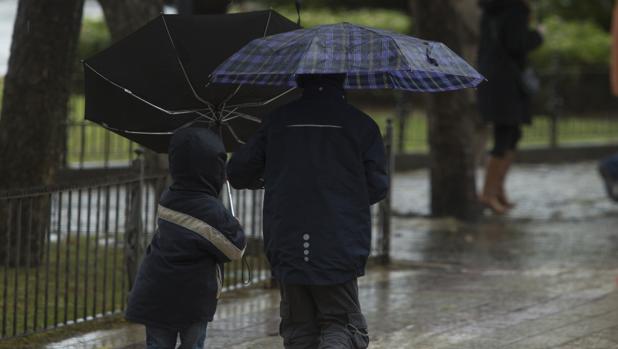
[0,173,391,339]
[0,175,164,338]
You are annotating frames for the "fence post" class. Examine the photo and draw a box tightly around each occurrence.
[125,148,145,290]
[380,119,394,265]
[396,92,410,154]
[547,55,563,148]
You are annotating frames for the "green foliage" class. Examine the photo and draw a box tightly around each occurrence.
[73,19,111,93]
[274,7,411,33]
[263,0,408,10]
[531,16,611,71]
[369,109,618,153]
[78,18,111,61]
[536,0,613,31]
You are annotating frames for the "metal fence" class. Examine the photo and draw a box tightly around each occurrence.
[62,69,618,169]
[64,120,137,170]
[0,172,391,339]
[64,115,618,170]
[0,175,163,338]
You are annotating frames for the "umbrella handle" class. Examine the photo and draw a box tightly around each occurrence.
[226,180,236,217]
[226,179,253,287]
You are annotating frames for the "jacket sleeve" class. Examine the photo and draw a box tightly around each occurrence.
[363,123,389,205]
[157,204,246,263]
[227,123,267,190]
[209,211,247,263]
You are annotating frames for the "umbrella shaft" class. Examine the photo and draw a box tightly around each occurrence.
[226,180,235,217]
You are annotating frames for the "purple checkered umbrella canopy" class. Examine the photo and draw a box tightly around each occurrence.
[210,22,484,92]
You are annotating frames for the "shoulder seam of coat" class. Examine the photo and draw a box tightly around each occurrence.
[157,204,245,261]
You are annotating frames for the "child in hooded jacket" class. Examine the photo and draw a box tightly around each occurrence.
[126,127,246,349]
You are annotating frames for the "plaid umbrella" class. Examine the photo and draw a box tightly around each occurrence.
[210,22,484,92]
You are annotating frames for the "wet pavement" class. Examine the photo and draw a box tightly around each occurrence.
[42,162,618,349]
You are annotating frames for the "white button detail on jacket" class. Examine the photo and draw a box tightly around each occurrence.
[304,257,310,262]
[304,249,310,255]
[303,242,310,248]
[303,234,310,241]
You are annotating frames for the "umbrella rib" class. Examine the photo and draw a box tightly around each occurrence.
[195,110,216,122]
[226,87,296,109]
[220,84,243,108]
[96,118,200,135]
[205,104,218,119]
[222,110,261,124]
[263,10,272,37]
[161,15,214,108]
[225,122,246,144]
[84,63,214,115]
[220,106,240,122]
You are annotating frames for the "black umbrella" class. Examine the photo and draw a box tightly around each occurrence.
[83,10,300,153]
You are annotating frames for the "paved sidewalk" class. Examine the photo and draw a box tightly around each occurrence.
[43,162,618,349]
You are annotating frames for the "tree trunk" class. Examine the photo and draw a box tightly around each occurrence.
[176,0,230,14]
[96,0,166,174]
[96,0,163,288]
[97,0,163,42]
[411,0,481,220]
[0,0,85,265]
[452,0,488,168]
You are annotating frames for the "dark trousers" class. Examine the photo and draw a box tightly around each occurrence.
[279,279,369,349]
[491,124,522,157]
[146,322,208,349]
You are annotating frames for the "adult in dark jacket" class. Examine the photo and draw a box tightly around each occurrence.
[227,74,388,349]
[477,0,543,214]
[125,127,246,349]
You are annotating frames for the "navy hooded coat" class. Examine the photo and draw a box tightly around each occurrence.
[227,75,389,285]
[125,127,246,329]
[477,0,543,125]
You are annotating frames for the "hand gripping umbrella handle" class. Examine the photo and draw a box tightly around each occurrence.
[225,179,254,286]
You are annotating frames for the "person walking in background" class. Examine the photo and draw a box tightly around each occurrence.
[477,0,543,214]
[227,74,388,349]
[598,0,618,203]
[125,128,246,349]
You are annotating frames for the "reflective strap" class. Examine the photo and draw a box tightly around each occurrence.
[286,124,342,129]
[157,205,245,261]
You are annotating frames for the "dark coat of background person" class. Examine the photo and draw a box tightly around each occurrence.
[477,0,543,125]
[227,75,389,286]
[125,128,246,330]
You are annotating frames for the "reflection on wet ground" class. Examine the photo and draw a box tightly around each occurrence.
[393,162,616,220]
[43,162,618,349]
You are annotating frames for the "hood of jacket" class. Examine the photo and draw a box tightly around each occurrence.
[479,0,528,14]
[168,127,227,196]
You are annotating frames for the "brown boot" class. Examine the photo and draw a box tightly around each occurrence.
[497,151,516,209]
[480,156,508,214]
